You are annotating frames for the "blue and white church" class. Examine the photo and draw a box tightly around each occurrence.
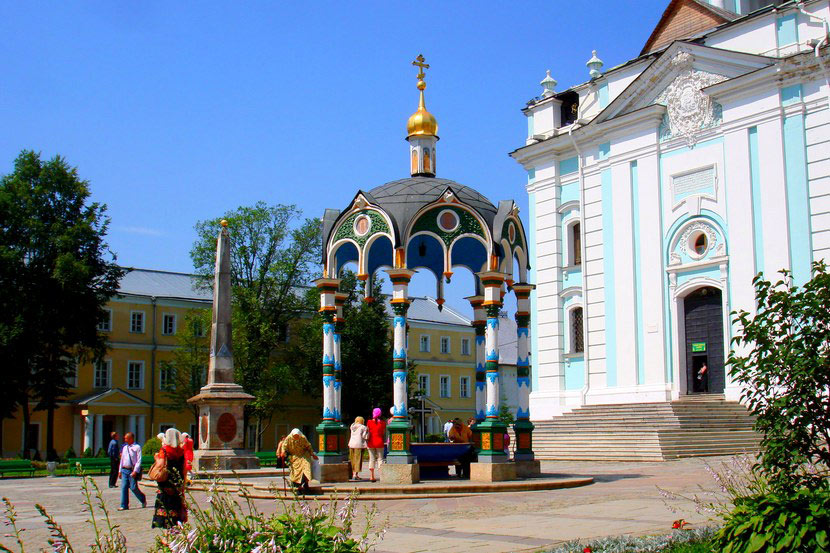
[511,0,830,426]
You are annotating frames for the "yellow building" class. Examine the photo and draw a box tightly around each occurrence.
[0,269,319,458]
[1,270,479,457]
[402,296,476,438]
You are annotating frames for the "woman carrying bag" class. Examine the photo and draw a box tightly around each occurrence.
[150,428,188,528]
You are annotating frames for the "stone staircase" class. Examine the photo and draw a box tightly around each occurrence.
[529,395,761,461]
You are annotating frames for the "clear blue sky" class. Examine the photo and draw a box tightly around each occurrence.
[1,1,667,315]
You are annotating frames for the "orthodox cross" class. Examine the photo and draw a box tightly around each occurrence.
[412,54,430,81]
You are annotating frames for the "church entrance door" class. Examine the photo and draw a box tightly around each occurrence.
[683,286,724,394]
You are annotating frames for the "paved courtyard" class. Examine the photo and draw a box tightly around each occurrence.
[0,457,728,552]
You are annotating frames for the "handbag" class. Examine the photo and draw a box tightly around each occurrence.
[148,449,169,482]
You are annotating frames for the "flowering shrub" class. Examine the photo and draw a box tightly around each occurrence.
[152,480,384,553]
[543,526,717,553]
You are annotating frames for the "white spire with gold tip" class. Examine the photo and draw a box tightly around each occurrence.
[406,54,439,177]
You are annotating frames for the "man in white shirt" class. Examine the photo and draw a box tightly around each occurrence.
[118,432,146,511]
[442,419,454,442]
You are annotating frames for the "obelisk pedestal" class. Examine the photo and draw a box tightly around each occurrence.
[188,220,259,472]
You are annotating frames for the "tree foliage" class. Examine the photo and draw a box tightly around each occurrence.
[0,150,124,459]
[729,261,830,490]
[160,309,211,428]
[288,271,394,422]
[190,202,320,446]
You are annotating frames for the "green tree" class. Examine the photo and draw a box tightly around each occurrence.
[160,309,211,430]
[289,271,394,423]
[729,261,830,490]
[0,150,124,460]
[190,202,320,450]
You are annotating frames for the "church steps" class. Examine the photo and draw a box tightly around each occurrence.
[525,398,760,461]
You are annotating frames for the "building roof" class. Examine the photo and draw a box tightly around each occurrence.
[641,0,739,55]
[384,295,472,327]
[365,177,499,233]
[117,268,211,302]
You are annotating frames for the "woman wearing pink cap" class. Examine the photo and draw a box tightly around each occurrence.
[366,407,386,482]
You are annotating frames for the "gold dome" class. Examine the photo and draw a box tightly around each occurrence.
[407,85,438,138]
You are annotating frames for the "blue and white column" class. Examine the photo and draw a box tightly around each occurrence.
[314,277,345,462]
[334,292,348,423]
[512,283,536,461]
[476,271,508,462]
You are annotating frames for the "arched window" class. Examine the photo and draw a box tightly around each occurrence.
[571,307,584,353]
[423,148,431,173]
[572,223,582,266]
[411,150,418,174]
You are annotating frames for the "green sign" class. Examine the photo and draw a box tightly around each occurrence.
[691,342,707,352]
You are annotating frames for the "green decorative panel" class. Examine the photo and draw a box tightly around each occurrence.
[501,216,525,251]
[410,206,486,247]
[331,210,391,248]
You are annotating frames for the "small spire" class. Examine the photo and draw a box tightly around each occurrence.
[540,70,557,98]
[587,50,604,79]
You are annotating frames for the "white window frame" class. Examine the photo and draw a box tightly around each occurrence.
[440,336,451,354]
[439,375,451,398]
[126,360,145,390]
[459,376,470,398]
[65,359,78,388]
[418,374,430,397]
[564,217,582,268]
[565,303,585,355]
[97,309,112,332]
[419,335,430,353]
[94,359,111,389]
[461,338,471,356]
[159,365,175,391]
[162,313,177,336]
[130,310,145,334]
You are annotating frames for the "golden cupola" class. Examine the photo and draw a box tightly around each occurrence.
[407,54,439,178]
[407,80,438,137]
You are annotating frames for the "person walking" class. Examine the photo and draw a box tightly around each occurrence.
[277,428,317,494]
[107,432,120,488]
[118,432,146,511]
[348,416,369,480]
[181,432,194,476]
[366,408,386,483]
[442,419,454,442]
[151,428,188,528]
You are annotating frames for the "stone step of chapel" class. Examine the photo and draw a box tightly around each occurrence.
[526,397,761,461]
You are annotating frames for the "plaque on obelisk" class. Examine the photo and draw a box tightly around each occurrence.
[188,220,259,471]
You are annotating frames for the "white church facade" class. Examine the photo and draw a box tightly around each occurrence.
[512,0,830,419]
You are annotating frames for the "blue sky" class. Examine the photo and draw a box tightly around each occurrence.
[1,1,668,314]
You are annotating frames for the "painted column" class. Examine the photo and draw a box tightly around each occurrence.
[73,415,82,455]
[476,271,508,462]
[83,413,93,453]
[127,415,137,438]
[465,295,486,451]
[334,292,348,424]
[94,414,104,454]
[384,268,417,464]
[314,277,346,463]
[137,416,146,445]
[512,283,536,461]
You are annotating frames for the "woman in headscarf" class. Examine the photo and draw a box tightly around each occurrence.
[151,428,187,528]
[348,416,369,480]
[366,408,386,483]
[276,428,318,494]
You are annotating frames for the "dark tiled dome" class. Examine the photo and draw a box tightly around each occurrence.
[366,177,497,233]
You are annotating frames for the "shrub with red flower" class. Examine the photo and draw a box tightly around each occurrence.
[671,518,690,529]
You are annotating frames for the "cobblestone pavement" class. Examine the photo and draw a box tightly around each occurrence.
[0,457,729,552]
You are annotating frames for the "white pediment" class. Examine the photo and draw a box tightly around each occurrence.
[596,42,775,139]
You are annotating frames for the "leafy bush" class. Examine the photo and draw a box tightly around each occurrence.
[95,447,106,458]
[151,480,385,553]
[544,526,717,552]
[65,447,76,459]
[423,433,444,443]
[712,482,830,553]
[143,436,162,455]
[729,262,830,490]
[81,447,93,458]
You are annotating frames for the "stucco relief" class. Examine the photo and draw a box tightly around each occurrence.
[654,52,727,146]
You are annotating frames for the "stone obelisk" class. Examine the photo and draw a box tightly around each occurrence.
[188,220,259,471]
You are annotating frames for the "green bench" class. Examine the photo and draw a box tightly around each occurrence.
[0,460,35,477]
[255,451,283,467]
[68,457,110,475]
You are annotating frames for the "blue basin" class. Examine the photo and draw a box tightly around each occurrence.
[411,443,473,479]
